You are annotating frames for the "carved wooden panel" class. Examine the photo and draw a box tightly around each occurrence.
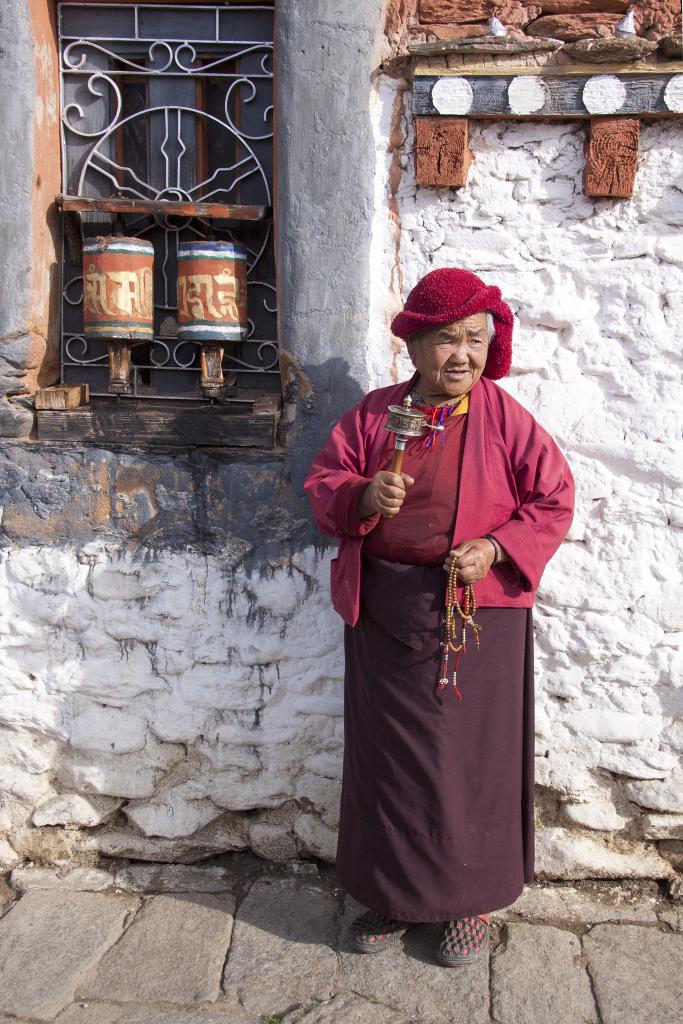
[415,116,473,187]
[583,117,640,197]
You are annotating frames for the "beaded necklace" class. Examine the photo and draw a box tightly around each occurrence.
[408,389,469,450]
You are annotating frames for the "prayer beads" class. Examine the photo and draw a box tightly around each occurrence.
[438,558,481,700]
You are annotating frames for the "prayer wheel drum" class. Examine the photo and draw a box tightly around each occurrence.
[82,236,155,393]
[385,395,427,475]
[177,241,249,398]
[82,237,155,342]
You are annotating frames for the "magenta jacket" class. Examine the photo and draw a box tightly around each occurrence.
[303,372,575,627]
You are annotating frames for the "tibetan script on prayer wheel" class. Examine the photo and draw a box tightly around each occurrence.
[177,241,248,343]
[82,237,154,341]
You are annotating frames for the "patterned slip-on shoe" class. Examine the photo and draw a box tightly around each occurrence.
[347,908,413,953]
[436,915,489,967]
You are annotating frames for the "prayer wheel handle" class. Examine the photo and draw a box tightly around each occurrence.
[385,394,427,478]
[390,448,405,476]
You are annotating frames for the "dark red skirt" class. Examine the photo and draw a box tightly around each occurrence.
[335,552,535,923]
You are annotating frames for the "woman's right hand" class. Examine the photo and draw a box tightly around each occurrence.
[357,470,415,518]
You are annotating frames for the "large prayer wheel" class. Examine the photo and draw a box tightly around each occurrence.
[177,241,248,397]
[82,237,154,342]
[82,236,155,395]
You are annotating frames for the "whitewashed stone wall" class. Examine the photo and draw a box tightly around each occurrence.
[367,74,683,878]
[0,543,345,867]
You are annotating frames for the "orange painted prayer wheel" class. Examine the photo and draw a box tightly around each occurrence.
[82,237,154,341]
[176,241,248,344]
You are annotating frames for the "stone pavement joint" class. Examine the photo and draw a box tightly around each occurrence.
[0,859,681,1024]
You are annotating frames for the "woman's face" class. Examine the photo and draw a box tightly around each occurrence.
[406,312,490,401]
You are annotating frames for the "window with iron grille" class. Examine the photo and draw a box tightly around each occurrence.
[58,2,277,408]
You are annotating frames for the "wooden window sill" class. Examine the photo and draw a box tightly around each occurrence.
[35,392,282,450]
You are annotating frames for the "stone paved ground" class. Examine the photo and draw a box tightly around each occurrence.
[0,852,681,1024]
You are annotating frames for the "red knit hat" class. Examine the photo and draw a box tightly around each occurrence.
[390,268,514,380]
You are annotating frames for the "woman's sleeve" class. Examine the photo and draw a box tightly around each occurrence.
[303,400,382,539]
[489,420,575,592]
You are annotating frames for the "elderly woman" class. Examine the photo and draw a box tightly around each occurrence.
[304,268,574,967]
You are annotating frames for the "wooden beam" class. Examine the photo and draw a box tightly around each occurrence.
[583,117,641,198]
[415,116,472,187]
[57,196,271,221]
[35,395,280,448]
[414,72,683,119]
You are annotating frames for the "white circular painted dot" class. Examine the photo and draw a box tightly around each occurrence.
[431,77,473,116]
[582,75,626,115]
[508,76,547,115]
[663,75,683,113]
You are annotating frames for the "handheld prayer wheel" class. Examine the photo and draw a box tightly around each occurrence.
[385,394,428,474]
[82,237,155,394]
[177,241,248,398]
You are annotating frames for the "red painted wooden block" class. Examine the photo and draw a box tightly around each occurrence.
[415,116,473,187]
[583,117,640,197]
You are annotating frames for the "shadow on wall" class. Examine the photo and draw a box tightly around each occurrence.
[0,530,349,868]
[0,358,378,869]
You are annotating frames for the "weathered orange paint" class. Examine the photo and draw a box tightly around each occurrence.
[27,1,62,392]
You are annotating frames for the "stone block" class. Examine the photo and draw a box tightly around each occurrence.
[643,814,683,840]
[69,706,148,755]
[564,37,658,62]
[56,758,161,800]
[10,866,116,893]
[658,840,683,871]
[584,118,640,199]
[583,923,683,1024]
[626,772,683,814]
[293,812,337,862]
[296,772,341,828]
[420,22,489,39]
[490,922,597,1023]
[500,882,659,926]
[538,1,628,11]
[74,815,249,863]
[418,2,541,28]
[0,373,28,398]
[0,890,137,1020]
[113,863,232,893]
[562,793,629,832]
[635,1,682,40]
[415,117,472,188]
[31,794,124,827]
[659,907,683,931]
[78,893,235,1005]
[0,839,20,870]
[0,399,33,438]
[337,894,489,1023]
[536,827,674,879]
[659,33,683,57]
[248,822,299,863]
[0,334,43,371]
[221,877,338,1017]
[527,13,622,39]
[123,791,223,839]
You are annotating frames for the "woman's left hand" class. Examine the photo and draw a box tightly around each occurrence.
[443,538,496,584]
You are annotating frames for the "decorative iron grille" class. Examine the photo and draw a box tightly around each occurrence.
[58,3,277,399]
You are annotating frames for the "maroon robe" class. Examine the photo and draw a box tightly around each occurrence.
[304,374,573,922]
